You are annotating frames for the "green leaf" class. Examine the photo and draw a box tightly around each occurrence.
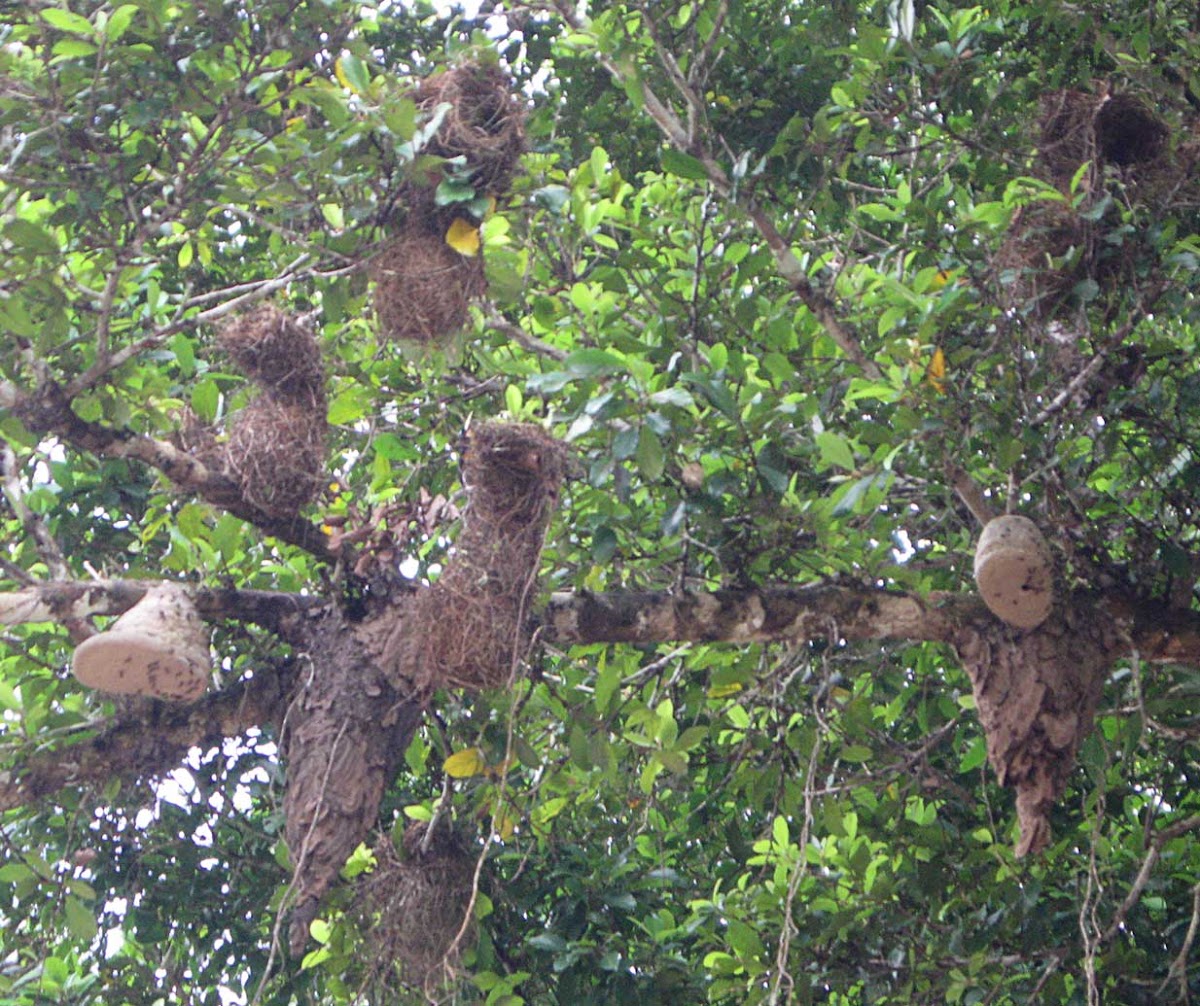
[52,38,98,59]
[590,145,608,183]
[107,4,138,40]
[64,896,98,941]
[815,431,855,471]
[335,54,370,95]
[5,219,59,256]
[636,427,665,481]
[190,380,219,423]
[661,148,709,181]
[41,8,95,36]
[327,387,371,425]
[649,387,695,409]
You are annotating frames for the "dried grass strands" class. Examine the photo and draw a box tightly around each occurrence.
[397,423,569,692]
[371,227,487,345]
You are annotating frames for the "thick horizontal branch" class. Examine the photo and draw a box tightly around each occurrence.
[10,382,337,559]
[541,584,963,647]
[0,579,324,638]
[542,586,1200,666]
[3,581,1198,813]
[6,579,1200,664]
[0,658,294,813]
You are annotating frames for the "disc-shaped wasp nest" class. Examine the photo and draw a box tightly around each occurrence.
[973,515,1054,630]
[71,583,211,701]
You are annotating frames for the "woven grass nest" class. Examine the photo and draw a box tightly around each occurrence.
[218,304,324,397]
[400,423,569,692]
[224,394,327,518]
[356,822,477,994]
[417,62,526,196]
[994,200,1100,324]
[371,225,487,344]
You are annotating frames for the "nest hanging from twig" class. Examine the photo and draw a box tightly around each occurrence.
[392,423,568,692]
[371,226,487,344]
[993,200,1100,327]
[224,394,327,518]
[218,304,325,397]
[416,62,527,196]
[356,822,477,994]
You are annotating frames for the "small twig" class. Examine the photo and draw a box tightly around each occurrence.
[1102,814,1200,944]
[946,462,997,526]
[484,310,568,361]
[1158,880,1200,1003]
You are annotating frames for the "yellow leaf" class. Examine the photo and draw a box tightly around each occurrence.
[445,218,481,257]
[444,747,487,779]
[334,60,352,93]
[926,346,947,394]
[707,682,743,698]
[494,812,517,841]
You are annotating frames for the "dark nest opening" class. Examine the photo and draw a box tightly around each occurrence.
[1095,92,1169,167]
[356,821,477,994]
[218,304,324,397]
[406,423,568,692]
[371,225,487,344]
[416,62,527,196]
[223,394,328,518]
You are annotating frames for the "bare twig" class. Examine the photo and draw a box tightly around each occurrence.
[947,462,998,526]
[485,310,569,361]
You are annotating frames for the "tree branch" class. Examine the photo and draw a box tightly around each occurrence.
[541,583,962,646]
[0,657,295,813]
[0,579,322,638]
[1,580,1197,814]
[9,382,338,560]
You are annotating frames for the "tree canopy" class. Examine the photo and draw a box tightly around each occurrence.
[2,1,1200,1003]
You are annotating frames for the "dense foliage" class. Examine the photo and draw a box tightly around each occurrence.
[2,1,1200,1003]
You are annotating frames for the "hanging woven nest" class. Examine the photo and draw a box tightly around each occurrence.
[390,423,568,692]
[1035,88,1171,190]
[993,200,1097,326]
[1094,92,1169,167]
[371,224,487,344]
[1036,89,1107,189]
[218,304,325,398]
[356,822,477,994]
[223,394,327,518]
[416,62,527,196]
